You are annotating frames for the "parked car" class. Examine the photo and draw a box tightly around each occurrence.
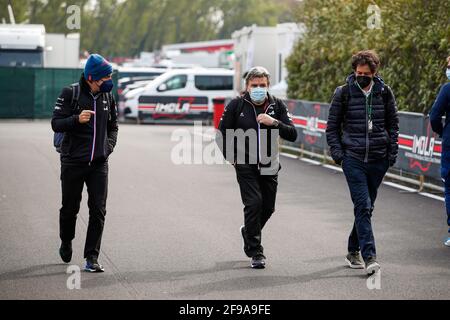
[123,68,234,124]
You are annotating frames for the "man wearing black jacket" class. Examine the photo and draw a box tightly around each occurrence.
[326,50,399,275]
[217,66,297,268]
[51,54,118,272]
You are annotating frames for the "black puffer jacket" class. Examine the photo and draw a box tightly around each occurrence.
[51,75,119,165]
[326,74,399,164]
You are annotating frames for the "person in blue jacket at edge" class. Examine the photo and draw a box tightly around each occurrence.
[430,55,450,247]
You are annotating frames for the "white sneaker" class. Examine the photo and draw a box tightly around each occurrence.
[444,237,450,247]
[365,259,381,276]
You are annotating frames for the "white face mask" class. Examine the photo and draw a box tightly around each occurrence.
[250,87,267,103]
[446,68,450,80]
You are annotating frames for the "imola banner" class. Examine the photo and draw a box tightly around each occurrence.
[287,99,330,153]
[278,98,443,181]
[222,96,445,180]
[396,113,442,180]
[216,95,443,181]
[138,95,211,122]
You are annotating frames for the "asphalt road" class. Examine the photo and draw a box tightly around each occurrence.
[0,121,449,300]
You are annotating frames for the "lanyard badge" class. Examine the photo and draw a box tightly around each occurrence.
[368,119,373,132]
[366,93,373,133]
[355,80,374,134]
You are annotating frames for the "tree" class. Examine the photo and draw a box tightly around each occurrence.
[2,0,297,58]
[286,0,450,113]
[0,0,29,23]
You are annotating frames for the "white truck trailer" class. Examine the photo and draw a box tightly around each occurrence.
[0,23,80,68]
[0,24,46,67]
[232,23,304,97]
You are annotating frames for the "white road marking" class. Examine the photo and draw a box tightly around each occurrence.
[323,164,343,172]
[280,152,298,159]
[299,157,322,165]
[383,181,417,193]
[281,154,445,202]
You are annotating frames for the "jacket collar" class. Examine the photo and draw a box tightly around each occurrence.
[79,73,102,97]
[79,73,91,92]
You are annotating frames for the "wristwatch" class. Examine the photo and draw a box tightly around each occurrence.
[272,119,279,127]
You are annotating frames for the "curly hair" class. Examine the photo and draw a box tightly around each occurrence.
[351,50,380,74]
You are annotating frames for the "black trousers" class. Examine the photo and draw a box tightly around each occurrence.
[59,162,108,259]
[235,164,278,257]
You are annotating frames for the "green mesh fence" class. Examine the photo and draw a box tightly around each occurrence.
[33,68,83,118]
[0,67,35,118]
[0,67,119,119]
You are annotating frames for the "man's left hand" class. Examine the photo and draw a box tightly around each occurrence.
[257,114,276,126]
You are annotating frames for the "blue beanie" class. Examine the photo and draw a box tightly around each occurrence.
[84,54,113,81]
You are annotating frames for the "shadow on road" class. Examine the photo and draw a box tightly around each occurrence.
[172,265,362,297]
[79,259,365,298]
[81,260,250,289]
[0,264,68,281]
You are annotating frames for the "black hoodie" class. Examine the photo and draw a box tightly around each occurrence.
[51,75,119,165]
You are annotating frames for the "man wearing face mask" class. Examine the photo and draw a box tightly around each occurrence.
[217,66,297,269]
[51,53,118,272]
[430,55,450,247]
[326,50,399,275]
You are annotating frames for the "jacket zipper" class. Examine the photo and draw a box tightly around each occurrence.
[244,98,276,170]
[364,95,369,163]
[265,102,276,170]
[89,93,98,166]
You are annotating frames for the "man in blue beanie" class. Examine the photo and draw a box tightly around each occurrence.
[430,55,450,247]
[51,53,118,272]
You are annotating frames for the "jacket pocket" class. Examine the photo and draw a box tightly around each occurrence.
[342,131,351,149]
[105,140,113,157]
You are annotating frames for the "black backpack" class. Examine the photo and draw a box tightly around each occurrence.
[53,83,80,153]
[340,83,390,115]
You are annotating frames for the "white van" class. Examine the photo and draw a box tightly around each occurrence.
[124,68,234,123]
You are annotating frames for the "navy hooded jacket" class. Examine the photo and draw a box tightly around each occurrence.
[430,82,450,178]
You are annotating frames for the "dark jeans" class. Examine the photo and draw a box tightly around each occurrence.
[342,156,389,262]
[443,175,450,233]
[235,164,278,257]
[60,162,108,259]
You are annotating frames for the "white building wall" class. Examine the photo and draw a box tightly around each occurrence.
[45,33,80,68]
[232,23,304,94]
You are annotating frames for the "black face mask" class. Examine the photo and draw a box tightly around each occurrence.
[356,75,372,88]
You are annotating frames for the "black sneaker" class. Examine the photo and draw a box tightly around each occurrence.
[251,254,266,269]
[85,256,105,273]
[59,241,72,263]
[345,251,364,269]
[240,225,251,258]
[365,257,380,276]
